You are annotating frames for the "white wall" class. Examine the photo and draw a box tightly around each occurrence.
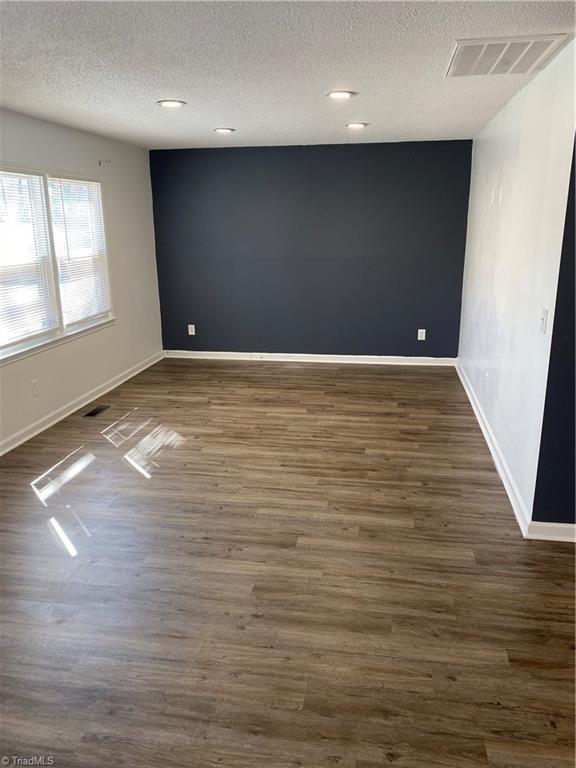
[458,43,575,532]
[0,110,162,452]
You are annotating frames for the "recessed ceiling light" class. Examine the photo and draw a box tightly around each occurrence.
[347,122,369,130]
[157,100,186,108]
[214,128,236,134]
[328,90,357,100]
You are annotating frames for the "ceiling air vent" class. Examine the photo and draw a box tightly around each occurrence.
[446,35,568,77]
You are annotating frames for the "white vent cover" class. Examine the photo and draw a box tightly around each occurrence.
[446,35,568,77]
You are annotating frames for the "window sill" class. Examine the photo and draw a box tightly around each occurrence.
[0,315,116,367]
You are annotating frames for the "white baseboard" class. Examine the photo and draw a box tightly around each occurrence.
[4,348,571,542]
[164,350,458,366]
[456,364,575,543]
[456,364,531,537]
[526,521,576,542]
[456,365,576,541]
[0,351,163,457]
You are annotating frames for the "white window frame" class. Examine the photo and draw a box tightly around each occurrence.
[0,163,115,365]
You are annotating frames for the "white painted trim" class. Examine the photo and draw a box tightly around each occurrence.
[0,351,163,456]
[456,364,530,537]
[4,348,571,541]
[526,521,576,542]
[164,350,458,366]
[458,364,576,542]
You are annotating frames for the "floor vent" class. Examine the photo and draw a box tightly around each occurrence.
[446,35,568,77]
[83,405,110,418]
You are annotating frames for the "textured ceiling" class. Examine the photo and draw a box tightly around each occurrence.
[0,1,574,148]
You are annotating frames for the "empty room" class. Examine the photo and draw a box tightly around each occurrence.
[0,1,574,766]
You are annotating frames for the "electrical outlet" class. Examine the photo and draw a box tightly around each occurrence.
[188,324,196,336]
[31,379,39,397]
[540,307,549,334]
[417,329,426,341]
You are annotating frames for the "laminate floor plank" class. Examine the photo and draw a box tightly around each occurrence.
[0,360,573,767]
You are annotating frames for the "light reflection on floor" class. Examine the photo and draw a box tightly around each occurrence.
[48,516,78,557]
[123,423,185,479]
[31,446,95,506]
[30,409,185,559]
[101,407,152,447]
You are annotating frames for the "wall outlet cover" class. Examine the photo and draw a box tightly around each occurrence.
[417,329,426,341]
[188,324,196,336]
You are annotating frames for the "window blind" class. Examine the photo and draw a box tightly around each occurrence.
[0,171,59,347]
[48,177,111,327]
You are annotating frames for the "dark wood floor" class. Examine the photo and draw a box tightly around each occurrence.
[0,359,573,768]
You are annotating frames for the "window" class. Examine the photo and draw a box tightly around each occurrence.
[0,170,112,360]
[0,172,59,347]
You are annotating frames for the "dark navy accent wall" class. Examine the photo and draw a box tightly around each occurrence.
[533,148,575,524]
[150,141,472,356]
